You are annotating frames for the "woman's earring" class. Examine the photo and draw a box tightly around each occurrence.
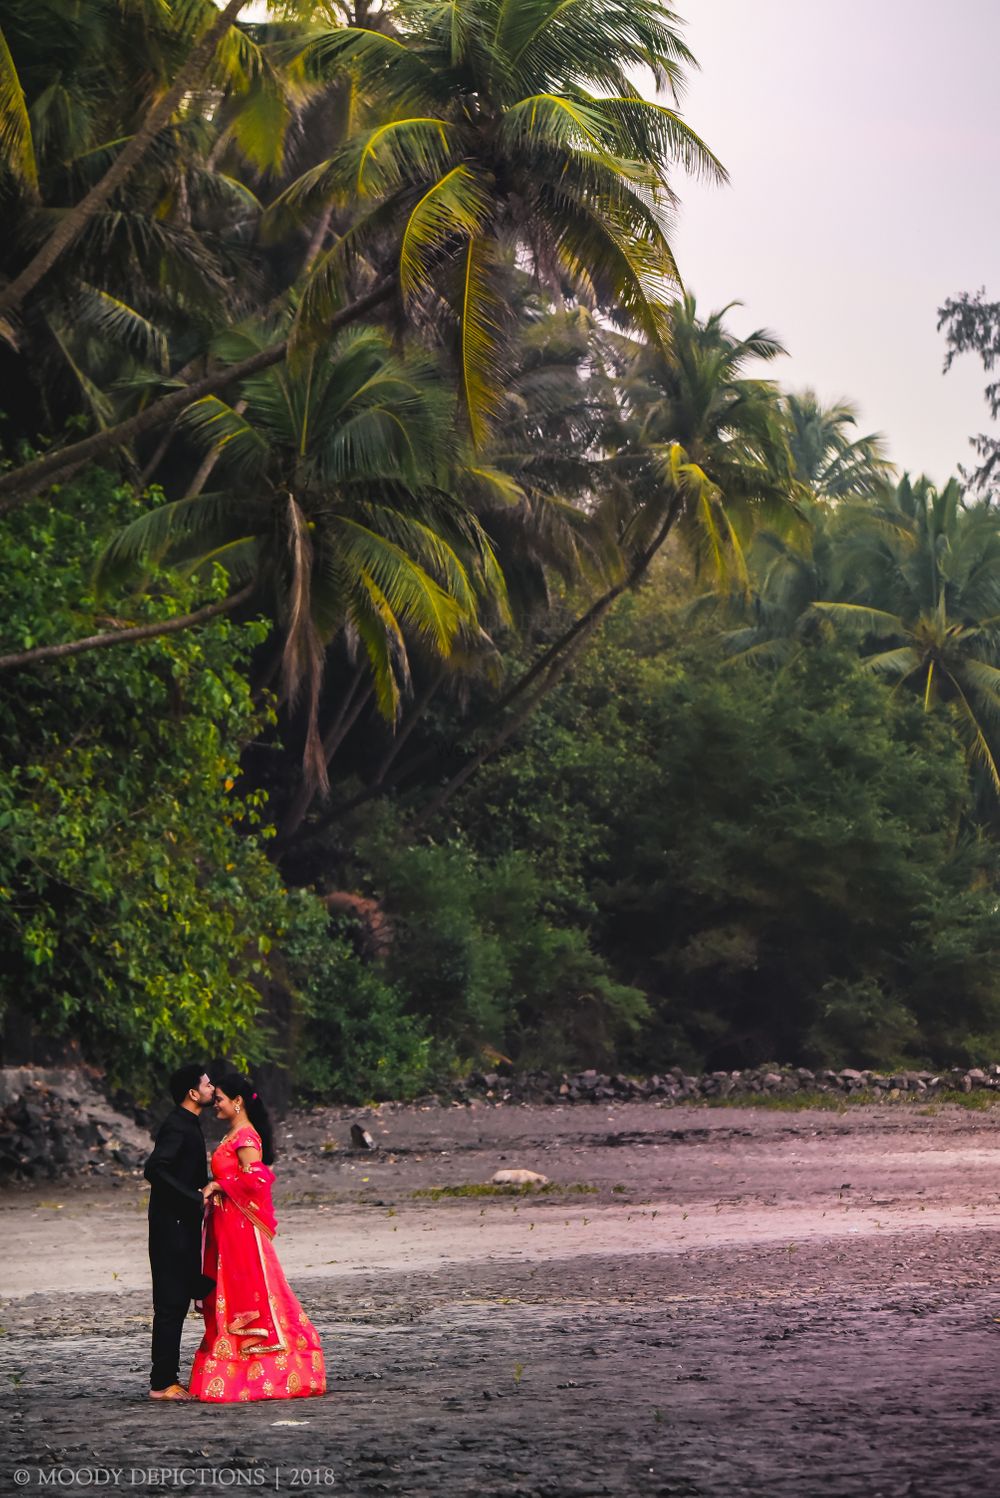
[235,1103,241,1113]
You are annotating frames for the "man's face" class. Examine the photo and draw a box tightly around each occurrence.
[193,1073,215,1108]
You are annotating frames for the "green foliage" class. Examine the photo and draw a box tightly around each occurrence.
[0,468,299,1097]
[332,805,648,1071]
[284,898,433,1104]
[608,644,1000,1069]
[445,608,1000,1071]
[5,3,1000,1104]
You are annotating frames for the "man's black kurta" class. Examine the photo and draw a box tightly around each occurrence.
[144,1105,208,1390]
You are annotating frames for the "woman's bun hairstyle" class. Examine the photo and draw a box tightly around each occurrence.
[216,1069,274,1165]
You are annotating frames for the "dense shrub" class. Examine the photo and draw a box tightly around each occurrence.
[0,471,296,1097]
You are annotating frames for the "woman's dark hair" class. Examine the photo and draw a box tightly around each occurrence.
[215,1069,275,1165]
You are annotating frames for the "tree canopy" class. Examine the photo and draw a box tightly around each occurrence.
[3,1,1000,1098]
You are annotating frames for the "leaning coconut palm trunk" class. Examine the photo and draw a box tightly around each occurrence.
[412,445,725,827]
[0,0,251,320]
[0,279,397,511]
[282,493,329,796]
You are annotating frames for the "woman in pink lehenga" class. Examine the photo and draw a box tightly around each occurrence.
[189,1071,326,1404]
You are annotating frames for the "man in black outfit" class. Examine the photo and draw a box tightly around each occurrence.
[143,1063,214,1400]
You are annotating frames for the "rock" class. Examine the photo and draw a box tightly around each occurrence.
[350,1124,375,1150]
[0,1066,149,1182]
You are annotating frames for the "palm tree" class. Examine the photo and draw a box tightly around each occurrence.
[412,293,801,823]
[783,389,894,500]
[0,0,260,320]
[0,0,723,506]
[285,0,723,443]
[96,325,509,799]
[730,475,1000,790]
[0,0,297,454]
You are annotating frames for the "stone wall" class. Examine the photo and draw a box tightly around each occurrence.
[449,1064,1000,1105]
[4,1061,999,1183]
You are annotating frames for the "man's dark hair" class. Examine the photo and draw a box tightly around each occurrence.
[169,1063,208,1106]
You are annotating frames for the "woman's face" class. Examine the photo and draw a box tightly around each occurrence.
[214,1087,242,1123]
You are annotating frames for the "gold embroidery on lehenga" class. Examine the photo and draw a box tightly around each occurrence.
[252,1227,286,1354]
[205,1377,225,1398]
[287,1371,301,1395]
[247,1360,264,1381]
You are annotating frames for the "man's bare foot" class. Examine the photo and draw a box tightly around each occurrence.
[148,1383,194,1401]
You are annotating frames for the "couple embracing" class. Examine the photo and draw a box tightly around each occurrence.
[143,1064,326,1404]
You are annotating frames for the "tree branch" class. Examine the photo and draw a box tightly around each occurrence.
[0,583,255,670]
[0,274,396,512]
[0,0,251,319]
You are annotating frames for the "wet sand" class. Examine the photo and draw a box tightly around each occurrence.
[4,1099,1000,1496]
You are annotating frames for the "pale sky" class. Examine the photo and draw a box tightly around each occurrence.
[669,0,1000,485]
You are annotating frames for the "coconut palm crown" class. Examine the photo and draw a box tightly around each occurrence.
[278,0,725,445]
[97,324,508,790]
[783,389,895,500]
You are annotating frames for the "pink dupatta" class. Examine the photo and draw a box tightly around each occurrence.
[206,1126,283,1354]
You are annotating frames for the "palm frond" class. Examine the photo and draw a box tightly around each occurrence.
[0,22,37,194]
[74,286,169,370]
[300,26,445,111]
[334,516,464,654]
[399,164,493,304]
[458,234,506,450]
[809,601,906,636]
[95,491,253,593]
[179,395,271,480]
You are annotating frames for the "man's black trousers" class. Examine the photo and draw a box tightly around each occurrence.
[148,1209,202,1391]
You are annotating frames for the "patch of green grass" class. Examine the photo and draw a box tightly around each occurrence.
[703,1090,850,1112]
[932,1088,996,1110]
[411,1182,597,1200]
[704,1085,999,1112]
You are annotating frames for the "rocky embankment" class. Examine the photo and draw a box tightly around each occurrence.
[4,1058,1000,1183]
[0,1067,149,1182]
[443,1061,1000,1106]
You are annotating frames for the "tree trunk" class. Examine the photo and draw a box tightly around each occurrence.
[277,666,372,843]
[0,0,251,320]
[0,275,395,510]
[302,204,335,276]
[0,583,254,670]
[373,669,445,783]
[411,497,683,828]
[410,608,603,831]
[136,355,206,487]
[184,399,248,498]
[0,338,287,510]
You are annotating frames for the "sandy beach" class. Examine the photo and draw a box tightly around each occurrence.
[4,1098,1000,1497]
